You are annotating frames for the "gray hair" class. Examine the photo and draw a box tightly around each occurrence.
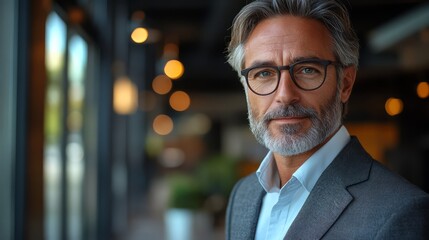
[226,0,359,76]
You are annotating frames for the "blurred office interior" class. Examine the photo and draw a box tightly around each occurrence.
[1,0,429,239]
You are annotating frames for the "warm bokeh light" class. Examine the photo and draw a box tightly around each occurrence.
[131,27,148,43]
[169,91,191,112]
[385,97,403,116]
[153,114,174,135]
[113,77,138,115]
[152,75,172,95]
[417,82,429,99]
[164,60,184,79]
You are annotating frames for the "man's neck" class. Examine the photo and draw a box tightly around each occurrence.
[273,149,315,187]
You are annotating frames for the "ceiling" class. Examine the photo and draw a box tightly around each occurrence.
[129,0,429,95]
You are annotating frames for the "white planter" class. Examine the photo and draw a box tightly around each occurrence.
[164,208,213,240]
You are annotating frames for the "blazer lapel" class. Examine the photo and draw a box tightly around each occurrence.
[285,137,372,239]
[285,175,353,239]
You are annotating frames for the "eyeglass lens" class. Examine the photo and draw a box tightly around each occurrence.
[246,61,327,94]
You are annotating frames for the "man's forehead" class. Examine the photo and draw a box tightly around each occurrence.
[243,17,334,67]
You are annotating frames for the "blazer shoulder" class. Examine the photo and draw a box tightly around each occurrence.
[374,188,429,239]
[369,159,429,198]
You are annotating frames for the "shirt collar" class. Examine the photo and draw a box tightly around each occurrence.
[256,151,280,192]
[256,126,350,193]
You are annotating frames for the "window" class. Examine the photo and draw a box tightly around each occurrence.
[45,11,67,240]
[66,34,88,240]
[45,11,89,240]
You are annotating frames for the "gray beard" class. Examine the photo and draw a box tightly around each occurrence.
[247,91,342,156]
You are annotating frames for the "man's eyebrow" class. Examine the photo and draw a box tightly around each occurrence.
[246,60,277,69]
[247,60,277,68]
[291,56,323,63]
[246,56,325,68]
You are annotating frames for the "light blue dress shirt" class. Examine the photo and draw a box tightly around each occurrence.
[255,126,350,240]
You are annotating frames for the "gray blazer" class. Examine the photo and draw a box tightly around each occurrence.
[225,137,429,239]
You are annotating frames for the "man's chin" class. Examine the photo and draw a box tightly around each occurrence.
[266,141,313,157]
[270,122,306,136]
[263,129,318,156]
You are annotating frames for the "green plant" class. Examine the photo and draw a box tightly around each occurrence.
[167,154,238,210]
[168,173,204,209]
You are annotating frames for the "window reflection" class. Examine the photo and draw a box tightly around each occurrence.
[44,11,66,240]
[67,34,88,240]
[45,12,88,240]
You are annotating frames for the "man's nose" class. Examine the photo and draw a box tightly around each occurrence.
[273,71,300,105]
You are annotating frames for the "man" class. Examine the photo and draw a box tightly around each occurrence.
[225,0,429,239]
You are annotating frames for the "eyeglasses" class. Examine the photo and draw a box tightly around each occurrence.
[240,59,342,96]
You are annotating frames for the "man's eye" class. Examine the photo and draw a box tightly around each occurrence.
[295,63,324,75]
[253,68,276,79]
[301,67,317,74]
[256,71,272,77]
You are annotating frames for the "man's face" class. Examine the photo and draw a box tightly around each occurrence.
[243,15,355,156]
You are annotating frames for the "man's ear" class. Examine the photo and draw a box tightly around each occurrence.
[340,66,357,103]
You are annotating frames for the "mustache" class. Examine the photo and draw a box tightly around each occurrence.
[262,104,318,123]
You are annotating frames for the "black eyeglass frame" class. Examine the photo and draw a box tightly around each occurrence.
[240,59,343,96]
